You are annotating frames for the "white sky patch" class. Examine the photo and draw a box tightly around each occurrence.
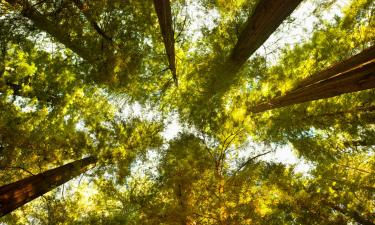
[27,32,65,55]
[118,102,143,118]
[259,144,314,174]
[118,101,314,175]
[130,149,161,178]
[114,100,162,122]
[162,113,182,140]
[6,95,37,113]
[184,0,220,41]
[232,140,314,175]
[254,0,350,63]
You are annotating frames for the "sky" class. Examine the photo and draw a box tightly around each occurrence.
[156,0,351,175]
[0,1,360,221]
[6,0,351,177]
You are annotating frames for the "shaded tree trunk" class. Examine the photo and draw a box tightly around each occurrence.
[249,46,375,113]
[153,0,178,86]
[176,183,192,225]
[4,0,132,84]
[229,0,302,68]
[0,156,97,217]
[209,0,302,94]
[5,0,97,62]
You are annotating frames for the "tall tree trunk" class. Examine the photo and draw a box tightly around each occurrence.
[0,156,97,217]
[4,0,97,62]
[295,46,375,89]
[229,0,302,68]
[153,0,178,86]
[249,46,375,113]
[209,0,302,94]
[214,159,228,225]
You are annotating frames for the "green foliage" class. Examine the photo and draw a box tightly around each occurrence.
[1,0,374,224]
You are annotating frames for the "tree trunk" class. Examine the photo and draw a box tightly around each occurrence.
[229,0,302,68]
[0,156,97,217]
[208,0,302,95]
[249,47,375,113]
[5,0,96,62]
[153,0,178,86]
[295,46,375,89]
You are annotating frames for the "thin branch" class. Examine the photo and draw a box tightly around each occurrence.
[338,164,373,174]
[229,150,272,181]
[72,0,113,43]
[0,166,35,176]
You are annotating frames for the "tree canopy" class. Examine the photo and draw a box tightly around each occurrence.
[0,0,374,224]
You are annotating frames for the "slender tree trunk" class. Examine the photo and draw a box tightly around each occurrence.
[176,183,192,225]
[153,0,178,86]
[5,0,131,84]
[5,0,96,62]
[214,159,228,225]
[249,47,375,113]
[0,156,97,217]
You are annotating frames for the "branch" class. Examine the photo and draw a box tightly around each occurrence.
[4,0,97,62]
[0,166,35,176]
[72,0,113,43]
[229,150,272,180]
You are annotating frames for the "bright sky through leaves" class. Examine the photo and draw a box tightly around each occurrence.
[0,0,374,224]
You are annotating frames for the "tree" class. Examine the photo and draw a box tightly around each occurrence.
[208,0,303,95]
[1,0,375,224]
[249,46,375,113]
[153,0,178,86]
[0,157,97,217]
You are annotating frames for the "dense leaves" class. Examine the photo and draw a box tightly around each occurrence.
[0,0,374,224]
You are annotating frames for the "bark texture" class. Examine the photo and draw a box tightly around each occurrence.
[229,0,302,68]
[0,156,97,217]
[153,0,178,86]
[209,0,302,95]
[249,46,375,113]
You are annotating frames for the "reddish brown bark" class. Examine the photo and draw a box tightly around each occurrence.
[0,157,97,217]
[249,47,375,113]
[229,0,302,67]
[153,0,178,86]
[296,46,375,89]
[208,0,302,95]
